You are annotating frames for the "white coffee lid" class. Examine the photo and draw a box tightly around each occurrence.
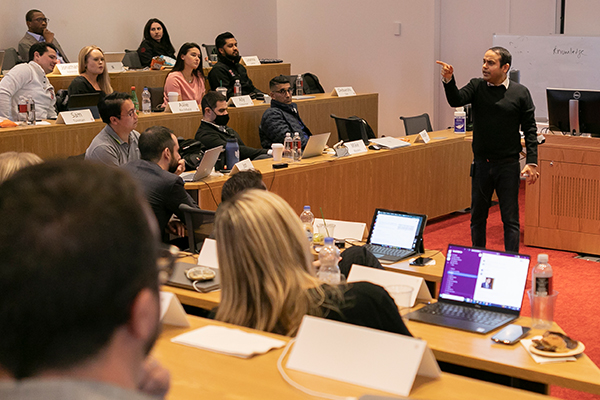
[537,254,549,263]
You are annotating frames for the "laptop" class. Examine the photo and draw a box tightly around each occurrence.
[405,244,531,334]
[364,208,427,263]
[166,261,220,293]
[302,132,331,158]
[103,52,125,63]
[67,93,101,119]
[180,146,222,182]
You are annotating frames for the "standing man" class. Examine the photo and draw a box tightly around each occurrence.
[207,32,263,99]
[124,126,197,245]
[259,75,312,149]
[195,91,269,170]
[437,47,539,253]
[86,92,140,166]
[0,42,58,121]
[18,9,69,63]
[0,160,169,398]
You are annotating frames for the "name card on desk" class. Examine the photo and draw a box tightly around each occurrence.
[56,109,95,125]
[227,95,253,108]
[230,158,254,175]
[165,100,200,114]
[241,56,261,66]
[414,129,431,144]
[53,63,79,75]
[159,291,190,327]
[287,316,440,397]
[197,238,219,269]
[345,139,368,155]
[106,62,125,72]
[330,86,356,97]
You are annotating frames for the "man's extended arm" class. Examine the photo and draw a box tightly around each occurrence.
[0,68,29,120]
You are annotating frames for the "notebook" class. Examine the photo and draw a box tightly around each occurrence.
[405,244,531,334]
[363,208,427,263]
[180,146,222,182]
[302,132,331,158]
[166,262,220,293]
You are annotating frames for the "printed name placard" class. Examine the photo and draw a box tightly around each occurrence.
[415,129,431,144]
[106,62,125,72]
[241,56,261,66]
[230,158,254,175]
[227,95,254,108]
[53,63,79,76]
[330,86,356,97]
[345,139,368,155]
[159,291,190,327]
[165,100,200,114]
[56,109,95,124]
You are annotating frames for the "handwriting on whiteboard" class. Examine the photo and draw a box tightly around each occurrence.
[553,46,585,58]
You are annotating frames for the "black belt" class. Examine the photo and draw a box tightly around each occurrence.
[474,156,518,164]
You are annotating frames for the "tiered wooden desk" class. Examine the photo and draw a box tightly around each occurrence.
[525,135,600,254]
[0,93,377,159]
[153,315,559,400]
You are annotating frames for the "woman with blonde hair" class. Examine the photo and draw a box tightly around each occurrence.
[214,189,411,337]
[67,46,113,98]
[0,152,43,184]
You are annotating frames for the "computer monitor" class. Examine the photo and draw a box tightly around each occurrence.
[547,88,600,137]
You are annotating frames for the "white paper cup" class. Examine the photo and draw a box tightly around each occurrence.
[385,285,413,310]
[263,94,271,104]
[168,92,179,103]
[271,143,284,161]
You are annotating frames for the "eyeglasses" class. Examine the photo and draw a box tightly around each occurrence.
[157,244,180,284]
[33,17,49,23]
[275,88,293,95]
[120,109,137,118]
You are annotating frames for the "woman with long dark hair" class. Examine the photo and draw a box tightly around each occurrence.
[136,18,176,67]
[162,42,205,106]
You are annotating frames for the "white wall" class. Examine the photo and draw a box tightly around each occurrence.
[565,0,600,35]
[277,0,437,137]
[0,0,278,62]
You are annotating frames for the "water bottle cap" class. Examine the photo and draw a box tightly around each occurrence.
[286,132,291,137]
[455,107,464,112]
[303,205,310,211]
[324,237,334,245]
[537,254,549,263]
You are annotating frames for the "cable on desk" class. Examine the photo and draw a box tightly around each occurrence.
[277,339,358,400]
[199,178,219,207]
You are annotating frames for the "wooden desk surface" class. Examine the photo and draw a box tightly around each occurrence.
[153,315,557,400]
[383,249,445,283]
[406,315,600,395]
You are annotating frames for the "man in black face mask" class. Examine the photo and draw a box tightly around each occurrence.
[207,32,264,99]
[124,125,198,246]
[195,91,270,170]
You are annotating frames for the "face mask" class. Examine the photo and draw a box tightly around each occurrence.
[213,113,230,126]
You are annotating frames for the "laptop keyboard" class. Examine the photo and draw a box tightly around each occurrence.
[365,244,412,259]
[420,303,511,325]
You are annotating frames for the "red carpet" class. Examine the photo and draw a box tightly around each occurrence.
[423,181,600,399]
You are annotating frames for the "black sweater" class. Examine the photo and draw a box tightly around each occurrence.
[443,77,538,164]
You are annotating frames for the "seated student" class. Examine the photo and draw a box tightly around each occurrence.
[163,43,205,106]
[259,75,312,149]
[18,9,69,63]
[137,18,176,68]
[214,189,409,337]
[0,160,169,399]
[68,46,113,98]
[124,126,197,246]
[0,42,58,121]
[207,32,263,99]
[0,151,42,184]
[195,91,269,170]
[85,92,140,166]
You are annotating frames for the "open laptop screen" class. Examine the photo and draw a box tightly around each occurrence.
[368,210,425,250]
[439,245,530,311]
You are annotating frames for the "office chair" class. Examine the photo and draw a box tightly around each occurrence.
[148,87,164,109]
[3,48,21,70]
[202,44,217,57]
[330,114,370,145]
[399,113,433,135]
[122,50,142,69]
[179,204,216,253]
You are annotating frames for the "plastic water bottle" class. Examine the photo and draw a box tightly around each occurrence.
[283,132,293,161]
[299,205,314,243]
[130,86,139,111]
[225,138,239,170]
[454,107,466,134]
[18,96,28,123]
[295,74,304,96]
[532,254,553,296]
[141,87,151,114]
[317,237,341,284]
[233,79,242,97]
[292,132,302,161]
[27,97,35,125]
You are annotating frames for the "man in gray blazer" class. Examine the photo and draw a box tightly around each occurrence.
[18,9,69,63]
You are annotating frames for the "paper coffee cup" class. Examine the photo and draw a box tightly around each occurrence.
[168,92,179,103]
[271,143,284,162]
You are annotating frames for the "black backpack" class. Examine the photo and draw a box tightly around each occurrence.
[178,139,206,171]
[284,73,325,94]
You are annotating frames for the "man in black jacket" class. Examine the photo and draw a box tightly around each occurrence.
[259,75,312,149]
[195,91,269,170]
[437,47,539,253]
[207,32,263,99]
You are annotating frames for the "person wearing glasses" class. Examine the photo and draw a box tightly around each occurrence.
[18,9,69,63]
[0,160,170,399]
[85,92,140,166]
[259,75,312,149]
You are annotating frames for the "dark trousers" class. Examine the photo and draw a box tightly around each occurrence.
[470,159,521,253]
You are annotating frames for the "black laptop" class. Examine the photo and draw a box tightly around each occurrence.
[67,93,101,119]
[165,262,220,293]
[406,244,530,334]
[363,208,427,263]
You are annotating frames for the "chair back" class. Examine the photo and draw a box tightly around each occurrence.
[399,113,433,135]
[179,204,216,253]
[3,48,22,70]
[330,114,370,145]
[123,50,142,69]
[148,87,164,109]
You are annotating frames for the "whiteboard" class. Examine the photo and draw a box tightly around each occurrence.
[493,35,600,121]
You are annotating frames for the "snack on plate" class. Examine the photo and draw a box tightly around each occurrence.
[532,331,578,353]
